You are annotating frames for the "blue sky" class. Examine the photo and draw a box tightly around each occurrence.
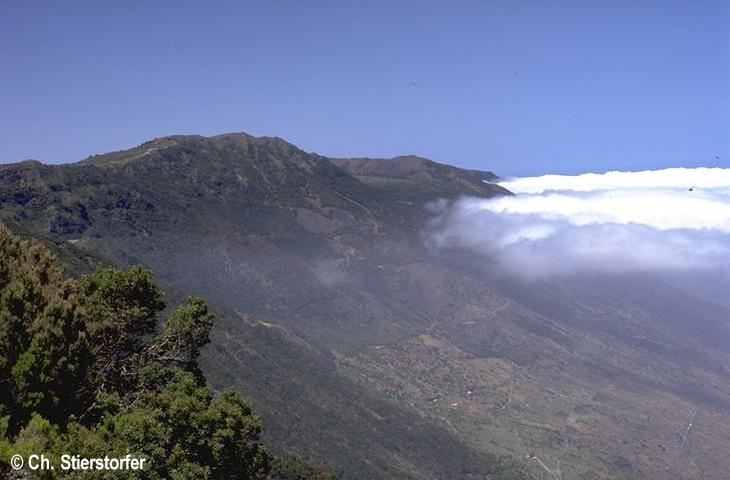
[1,1,728,176]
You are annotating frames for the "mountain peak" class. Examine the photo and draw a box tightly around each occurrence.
[78,132,309,169]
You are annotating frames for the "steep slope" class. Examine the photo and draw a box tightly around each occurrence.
[0,134,512,479]
[0,223,344,480]
[2,133,730,479]
[3,220,498,479]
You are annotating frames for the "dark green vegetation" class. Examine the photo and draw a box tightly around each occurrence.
[0,225,270,478]
[268,456,337,480]
[1,133,730,479]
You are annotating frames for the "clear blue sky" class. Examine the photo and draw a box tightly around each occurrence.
[1,1,728,176]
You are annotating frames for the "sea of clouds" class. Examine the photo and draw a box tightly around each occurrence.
[427,167,730,279]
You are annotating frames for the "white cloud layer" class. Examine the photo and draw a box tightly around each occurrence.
[428,168,730,279]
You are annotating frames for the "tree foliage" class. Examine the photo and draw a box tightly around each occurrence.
[0,225,272,479]
[268,455,338,480]
[0,224,91,429]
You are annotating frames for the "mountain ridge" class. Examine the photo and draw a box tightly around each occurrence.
[0,132,517,479]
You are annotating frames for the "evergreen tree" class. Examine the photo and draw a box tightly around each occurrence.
[0,224,271,479]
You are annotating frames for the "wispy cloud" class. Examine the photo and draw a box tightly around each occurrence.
[428,168,730,279]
